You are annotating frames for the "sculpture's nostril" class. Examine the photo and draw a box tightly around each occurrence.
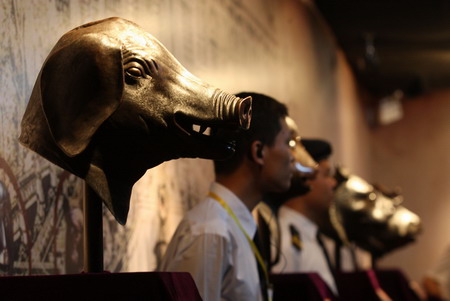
[237,96,252,130]
[213,90,251,129]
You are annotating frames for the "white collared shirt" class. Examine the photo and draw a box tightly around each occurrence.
[158,182,263,301]
[272,205,338,295]
[426,244,450,299]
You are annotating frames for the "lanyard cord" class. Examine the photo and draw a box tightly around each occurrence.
[208,191,272,296]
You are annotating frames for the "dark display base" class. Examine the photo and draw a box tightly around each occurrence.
[0,271,202,301]
[336,269,421,301]
[271,269,420,301]
[270,273,337,300]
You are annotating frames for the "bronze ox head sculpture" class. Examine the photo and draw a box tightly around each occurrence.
[284,117,319,196]
[19,17,252,225]
[324,167,422,258]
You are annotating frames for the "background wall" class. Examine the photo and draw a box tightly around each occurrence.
[0,0,448,287]
[372,92,450,282]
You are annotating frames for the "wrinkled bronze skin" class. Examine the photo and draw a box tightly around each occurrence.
[19,17,252,225]
[323,167,422,257]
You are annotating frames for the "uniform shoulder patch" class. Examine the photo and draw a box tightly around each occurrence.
[289,224,302,251]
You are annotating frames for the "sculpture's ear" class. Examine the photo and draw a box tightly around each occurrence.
[40,33,124,157]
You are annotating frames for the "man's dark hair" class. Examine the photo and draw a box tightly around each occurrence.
[214,92,288,175]
[301,139,333,163]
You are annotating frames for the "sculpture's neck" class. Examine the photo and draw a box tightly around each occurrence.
[85,130,175,224]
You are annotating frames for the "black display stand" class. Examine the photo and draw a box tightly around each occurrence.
[83,182,104,272]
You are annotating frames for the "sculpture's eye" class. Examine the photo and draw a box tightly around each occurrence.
[127,66,143,77]
[124,57,160,85]
[125,61,146,80]
[123,51,160,84]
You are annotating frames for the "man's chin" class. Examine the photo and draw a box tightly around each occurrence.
[275,182,292,194]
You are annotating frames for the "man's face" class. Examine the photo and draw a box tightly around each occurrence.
[304,159,337,213]
[260,117,296,193]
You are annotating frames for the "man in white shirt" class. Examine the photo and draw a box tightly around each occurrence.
[423,244,450,300]
[159,92,296,301]
[272,139,339,295]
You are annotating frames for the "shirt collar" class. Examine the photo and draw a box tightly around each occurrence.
[210,182,257,238]
[280,206,318,241]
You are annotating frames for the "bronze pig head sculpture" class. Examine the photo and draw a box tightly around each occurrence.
[19,17,252,225]
[326,167,422,258]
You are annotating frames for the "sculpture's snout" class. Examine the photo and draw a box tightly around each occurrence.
[407,218,422,235]
[402,211,422,236]
[284,117,318,179]
[293,144,318,179]
[213,90,252,130]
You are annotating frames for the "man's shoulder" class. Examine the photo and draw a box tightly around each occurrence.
[278,206,305,224]
[181,198,231,237]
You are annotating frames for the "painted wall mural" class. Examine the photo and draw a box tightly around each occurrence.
[0,0,344,275]
[0,150,81,274]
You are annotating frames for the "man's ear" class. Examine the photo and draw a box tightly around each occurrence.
[250,141,265,165]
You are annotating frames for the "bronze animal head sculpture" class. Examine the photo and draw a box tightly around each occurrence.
[325,167,422,258]
[19,17,252,225]
[284,117,319,196]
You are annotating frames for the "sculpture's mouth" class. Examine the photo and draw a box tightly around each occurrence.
[174,114,214,138]
[173,112,239,159]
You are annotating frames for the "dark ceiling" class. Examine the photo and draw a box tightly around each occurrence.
[315,0,450,98]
